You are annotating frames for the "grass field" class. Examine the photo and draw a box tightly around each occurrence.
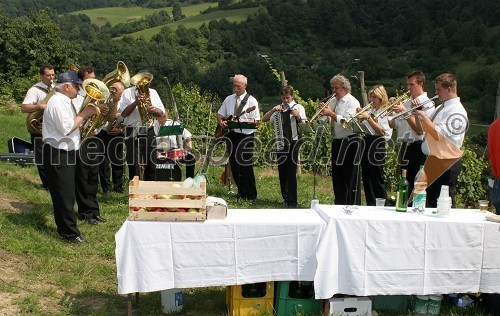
[72,3,218,27]
[129,7,259,40]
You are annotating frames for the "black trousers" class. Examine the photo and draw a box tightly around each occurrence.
[361,135,387,206]
[96,130,124,192]
[76,136,101,219]
[277,140,300,206]
[426,157,462,208]
[331,135,362,205]
[43,144,80,239]
[125,126,156,181]
[32,132,48,188]
[227,131,257,200]
[398,140,426,195]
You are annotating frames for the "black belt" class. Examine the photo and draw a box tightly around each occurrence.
[402,140,423,145]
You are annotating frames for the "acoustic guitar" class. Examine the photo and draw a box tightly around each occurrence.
[214,106,256,138]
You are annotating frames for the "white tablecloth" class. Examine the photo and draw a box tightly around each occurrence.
[313,205,500,299]
[115,208,326,294]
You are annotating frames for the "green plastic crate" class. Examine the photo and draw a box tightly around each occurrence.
[369,295,411,312]
[275,281,321,316]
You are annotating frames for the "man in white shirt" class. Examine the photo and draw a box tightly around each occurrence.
[319,74,362,205]
[217,74,260,201]
[414,73,468,207]
[390,71,436,195]
[42,70,96,243]
[21,63,55,189]
[118,70,165,181]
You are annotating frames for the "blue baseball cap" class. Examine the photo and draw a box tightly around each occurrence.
[57,70,82,85]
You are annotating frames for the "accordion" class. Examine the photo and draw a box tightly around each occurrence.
[274,109,297,151]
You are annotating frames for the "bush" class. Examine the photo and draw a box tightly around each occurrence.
[0,94,20,115]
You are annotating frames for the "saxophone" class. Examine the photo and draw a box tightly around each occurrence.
[26,81,54,135]
[77,79,110,141]
[130,71,155,128]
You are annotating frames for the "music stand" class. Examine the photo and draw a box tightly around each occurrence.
[158,125,184,136]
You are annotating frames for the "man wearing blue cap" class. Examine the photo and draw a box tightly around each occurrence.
[42,70,97,243]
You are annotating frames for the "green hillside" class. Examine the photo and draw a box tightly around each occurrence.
[72,3,218,27]
[129,7,259,40]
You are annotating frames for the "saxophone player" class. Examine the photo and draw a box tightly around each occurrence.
[119,69,165,181]
[21,63,55,189]
[262,86,306,208]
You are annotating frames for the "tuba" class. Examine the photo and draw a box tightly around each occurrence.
[101,61,131,131]
[76,79,110,141]
[26,81,55,134]
[130,71,155,128]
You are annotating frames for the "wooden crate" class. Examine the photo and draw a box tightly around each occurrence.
[128,176,206,221]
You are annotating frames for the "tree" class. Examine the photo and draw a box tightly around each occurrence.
[172,2,183,21]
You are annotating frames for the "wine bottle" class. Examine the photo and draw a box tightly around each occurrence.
[396,169,409,212]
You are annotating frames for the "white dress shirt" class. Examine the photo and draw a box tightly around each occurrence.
[394,92,435,142]
[218,92,260,135]
[42,92,80,151]
[321,93,360,139]
[361,108,393,141]
[118,86,165,126]
[268,101,307,141]
[22,82,51,105]
[422,97,468,156]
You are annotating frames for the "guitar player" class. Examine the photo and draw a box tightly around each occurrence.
[216,74,260,201]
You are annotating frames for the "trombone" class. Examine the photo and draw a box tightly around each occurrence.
[309,93,336,123]
[371,91,410,121]
[391,95,438,120]
[340,102,373,128]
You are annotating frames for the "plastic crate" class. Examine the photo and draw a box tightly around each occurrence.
[275,281,321,316]
[369,295,410,312]
[227,282,274,316]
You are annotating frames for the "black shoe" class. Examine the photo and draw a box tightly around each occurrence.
[94,215,107,223]
[287,203,298,209]
[65,235,85,244]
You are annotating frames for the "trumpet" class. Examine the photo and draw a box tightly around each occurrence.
[392,95,438,120]
[309,93,336,123]
[371,91,410,121]
[340,102,373,128]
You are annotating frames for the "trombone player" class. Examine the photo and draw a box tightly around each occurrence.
[118,69,165,181]
[319,74,362,205]
[389,71,435,195]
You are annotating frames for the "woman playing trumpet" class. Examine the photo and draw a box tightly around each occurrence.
[355,85,393,206]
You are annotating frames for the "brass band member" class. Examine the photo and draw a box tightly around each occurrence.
[74,66,108,224]
[262,85,307,208]
[42,71,96,243]
[319,74,362,205]
[21,63,55,189]
[356,85,393,206]
[119,69,165,181]
[389,71,435,195]
[217,74,260,201]
[97,81,126,193]
[414,73,467,208]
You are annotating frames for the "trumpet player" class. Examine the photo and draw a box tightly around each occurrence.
[389,71,435,195]
[356,85,393,206]
[319,74,362,205]
[21,63,55,189]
